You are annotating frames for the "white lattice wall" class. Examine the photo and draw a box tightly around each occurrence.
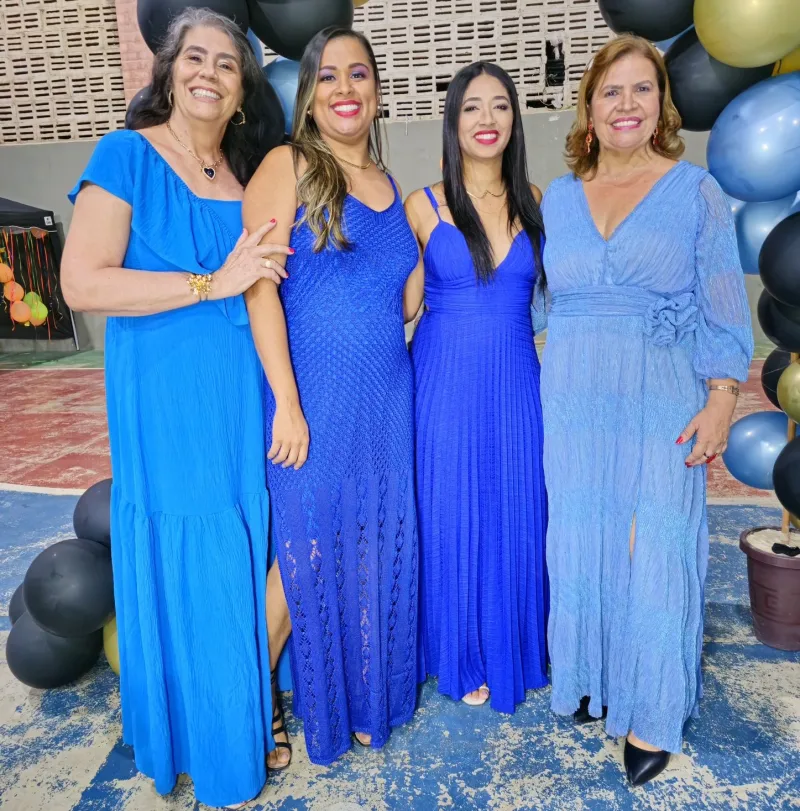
[351,0,611,120]
[0,0,611,145]
[0,0,126,145]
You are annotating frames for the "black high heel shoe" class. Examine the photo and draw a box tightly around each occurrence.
[268,670,292,771]
[573,696,607,725]
[624,739,670,786]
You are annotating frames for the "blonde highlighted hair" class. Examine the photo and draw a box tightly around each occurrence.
[566,34,684,179]
[291,26,386,252]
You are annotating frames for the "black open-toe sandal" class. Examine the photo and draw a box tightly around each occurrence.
[268,670,292,771]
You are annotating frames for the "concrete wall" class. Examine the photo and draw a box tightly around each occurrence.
[0,114,766,352]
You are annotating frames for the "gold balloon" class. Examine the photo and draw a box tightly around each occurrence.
[774,46,800,75]
[791,513,800,530]
[354,0,369,6]
[103,616,120,676]
[695,0,800,68]
[777,362,800,423]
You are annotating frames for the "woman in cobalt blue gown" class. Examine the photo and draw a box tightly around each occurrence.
[404,62,549,712]
[62,11,291,808]
[242,28,419,765]
[541,36,752,786]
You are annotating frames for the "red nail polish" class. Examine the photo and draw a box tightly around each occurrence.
[269,218,276,224]
[685,462,691,467]
[289,248,295,254]
[676,437,684,445]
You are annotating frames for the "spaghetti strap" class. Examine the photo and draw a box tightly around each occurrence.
[423,187,441,220]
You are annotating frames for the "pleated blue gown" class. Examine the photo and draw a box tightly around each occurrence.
[540,163,753,752]
[412,188,549,713]
[69,130,274,807]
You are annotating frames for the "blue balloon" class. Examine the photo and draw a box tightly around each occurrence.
[722,411,789,490]
[735,193,800,274]
[247,29,264,68]
[264,57,300,135]
[708,73,800,203]
[726,193,747,217]
[656,26,693,53]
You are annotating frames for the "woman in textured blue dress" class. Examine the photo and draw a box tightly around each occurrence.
[540,36,753,786]
[403,62,548,712]
[62,11,292,807]
[242,27,419,765]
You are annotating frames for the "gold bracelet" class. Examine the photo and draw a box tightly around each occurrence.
[709,384,740,397]
[186,273,213,302]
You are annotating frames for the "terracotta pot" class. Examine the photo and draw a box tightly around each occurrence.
[739,526,800,651]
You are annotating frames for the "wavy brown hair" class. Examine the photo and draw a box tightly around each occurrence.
[566,34,684,179]
[291,27,386,252]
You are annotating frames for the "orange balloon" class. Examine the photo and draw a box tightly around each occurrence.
[10,301,32,323]
[4,281,24,302]
[0,263,12,284]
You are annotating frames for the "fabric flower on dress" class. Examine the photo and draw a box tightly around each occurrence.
[644,292,699,347]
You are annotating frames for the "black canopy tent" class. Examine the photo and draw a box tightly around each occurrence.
[0,196,78,346]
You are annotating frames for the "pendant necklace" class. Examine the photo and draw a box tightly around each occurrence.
[166,120,225,181]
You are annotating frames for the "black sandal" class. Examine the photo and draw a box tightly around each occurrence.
[268,669,292,771]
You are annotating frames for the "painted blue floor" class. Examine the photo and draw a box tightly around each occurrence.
[1,493,798,810]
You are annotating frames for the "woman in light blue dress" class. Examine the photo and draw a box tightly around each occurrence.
[62,10,289,807]
[539,35,753,786]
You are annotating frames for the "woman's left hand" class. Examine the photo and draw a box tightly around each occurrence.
[678,391,738,467]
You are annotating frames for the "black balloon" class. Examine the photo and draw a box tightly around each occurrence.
[24,539,115,638]
[598,0,694,42]
[665,29,773,132]
[73,478,112,548]
[248,0,354,61]
[760,211,800,308]
[761,348,793,409]
[773,438,800,517]
[138,0,250,53]
[758,291,800,353]
[6,612,102,690]
[9,583,26,625]
[125,86,153,130]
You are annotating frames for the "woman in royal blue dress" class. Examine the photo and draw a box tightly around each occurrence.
[403,62,549,712]
[61,10,292,807]
[541,36,752,786]
[242,27,419,764]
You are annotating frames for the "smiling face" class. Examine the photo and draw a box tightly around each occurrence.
[457,73,513,161]
[311,36,378,145]
[171,25,243,125]
[589,52,661,154]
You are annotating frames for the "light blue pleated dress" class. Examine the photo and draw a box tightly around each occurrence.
[539,162,753,752]
[68,130,274,807]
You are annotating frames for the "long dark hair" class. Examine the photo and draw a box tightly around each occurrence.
[442,61,545,285]
[292,27,387,252]
[125,8,284,186]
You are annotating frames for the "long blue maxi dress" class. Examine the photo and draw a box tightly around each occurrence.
[412,188,549,712]
[265,177,420,765]
[69,130,274,807]
[539,162,753,752]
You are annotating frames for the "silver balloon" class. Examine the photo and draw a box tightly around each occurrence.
[735,193,800,275]
[722,411,789,490]
[708,73,800,203]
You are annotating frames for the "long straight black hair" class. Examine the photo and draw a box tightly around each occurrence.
[442,61,545,286]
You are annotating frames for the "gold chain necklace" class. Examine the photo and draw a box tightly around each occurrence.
[466,185,506,200]
[338,155,373,170]
[166,120,225,181]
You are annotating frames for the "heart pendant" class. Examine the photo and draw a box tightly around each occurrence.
[203,166,216,181]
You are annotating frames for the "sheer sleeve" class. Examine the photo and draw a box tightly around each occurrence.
[530,233,549,336]
[692,174,754,382]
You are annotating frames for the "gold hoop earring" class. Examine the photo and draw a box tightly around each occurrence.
[168,90,174,108]
[652,125,660,146]
[585,122,594,155]
[232,107,246,126]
